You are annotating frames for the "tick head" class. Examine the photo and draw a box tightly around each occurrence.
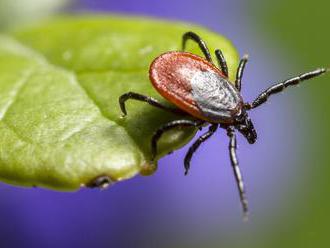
[235,111,257,144]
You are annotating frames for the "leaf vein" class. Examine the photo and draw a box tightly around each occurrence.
[0,69,34,120]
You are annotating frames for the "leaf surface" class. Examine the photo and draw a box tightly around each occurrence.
[0,16,239,190]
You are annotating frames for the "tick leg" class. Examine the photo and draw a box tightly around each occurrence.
[151,120,204,163]
[215,49,229,78]
[119,92,185,117]
[227,126,249,220]
[235,54,249,92]
[184,124,218,175]
[246,68,328,109]
[182,31,212,62]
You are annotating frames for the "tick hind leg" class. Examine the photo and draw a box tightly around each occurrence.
[119,92,185,117]
[184,124,218,175]
[246,68,328,109]
[182,31,212,62]
[227,126,249,220]
[151,120,204,164]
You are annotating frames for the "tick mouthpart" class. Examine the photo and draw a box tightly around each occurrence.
[246,133,257,144]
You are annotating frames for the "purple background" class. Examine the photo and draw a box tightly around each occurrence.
[0,0,304,247]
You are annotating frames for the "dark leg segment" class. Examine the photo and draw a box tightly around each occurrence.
[227,126,249,220]
[184,124,218,175]
[235,54,249,92]
[182,31,212,62]
[119,92,185,117]
[215,49,228,77]
[246,68,328,109]
[151,120,203,163]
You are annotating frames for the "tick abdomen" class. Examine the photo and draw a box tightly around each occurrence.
[150,51,242,123]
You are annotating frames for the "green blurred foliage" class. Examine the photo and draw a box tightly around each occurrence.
[0,0,71,30]
[251,0,330,247]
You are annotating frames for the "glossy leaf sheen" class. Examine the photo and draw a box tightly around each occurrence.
[0,16,239,190]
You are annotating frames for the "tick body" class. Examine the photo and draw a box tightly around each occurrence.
[119,31,328,219]
[150,52,243,124]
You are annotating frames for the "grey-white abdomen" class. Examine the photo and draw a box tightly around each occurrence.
[190,70,243,123]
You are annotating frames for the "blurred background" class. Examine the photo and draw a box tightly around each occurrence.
[0,0,329,247]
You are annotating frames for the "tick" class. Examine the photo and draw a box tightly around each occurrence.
[119,31,328,218]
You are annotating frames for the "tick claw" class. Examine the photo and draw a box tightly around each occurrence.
[242,211,249,222]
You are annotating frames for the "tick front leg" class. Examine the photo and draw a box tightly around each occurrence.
[119,92,185,117]
[184,124,218,175]
[235,54,249,92]
[246,68,328,109]
[151,120,204,164]
[215,49,229,78]
[227,126,249,220]
[182,31,213,62]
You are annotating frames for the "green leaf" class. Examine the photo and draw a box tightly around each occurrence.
[0,16,239,191]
